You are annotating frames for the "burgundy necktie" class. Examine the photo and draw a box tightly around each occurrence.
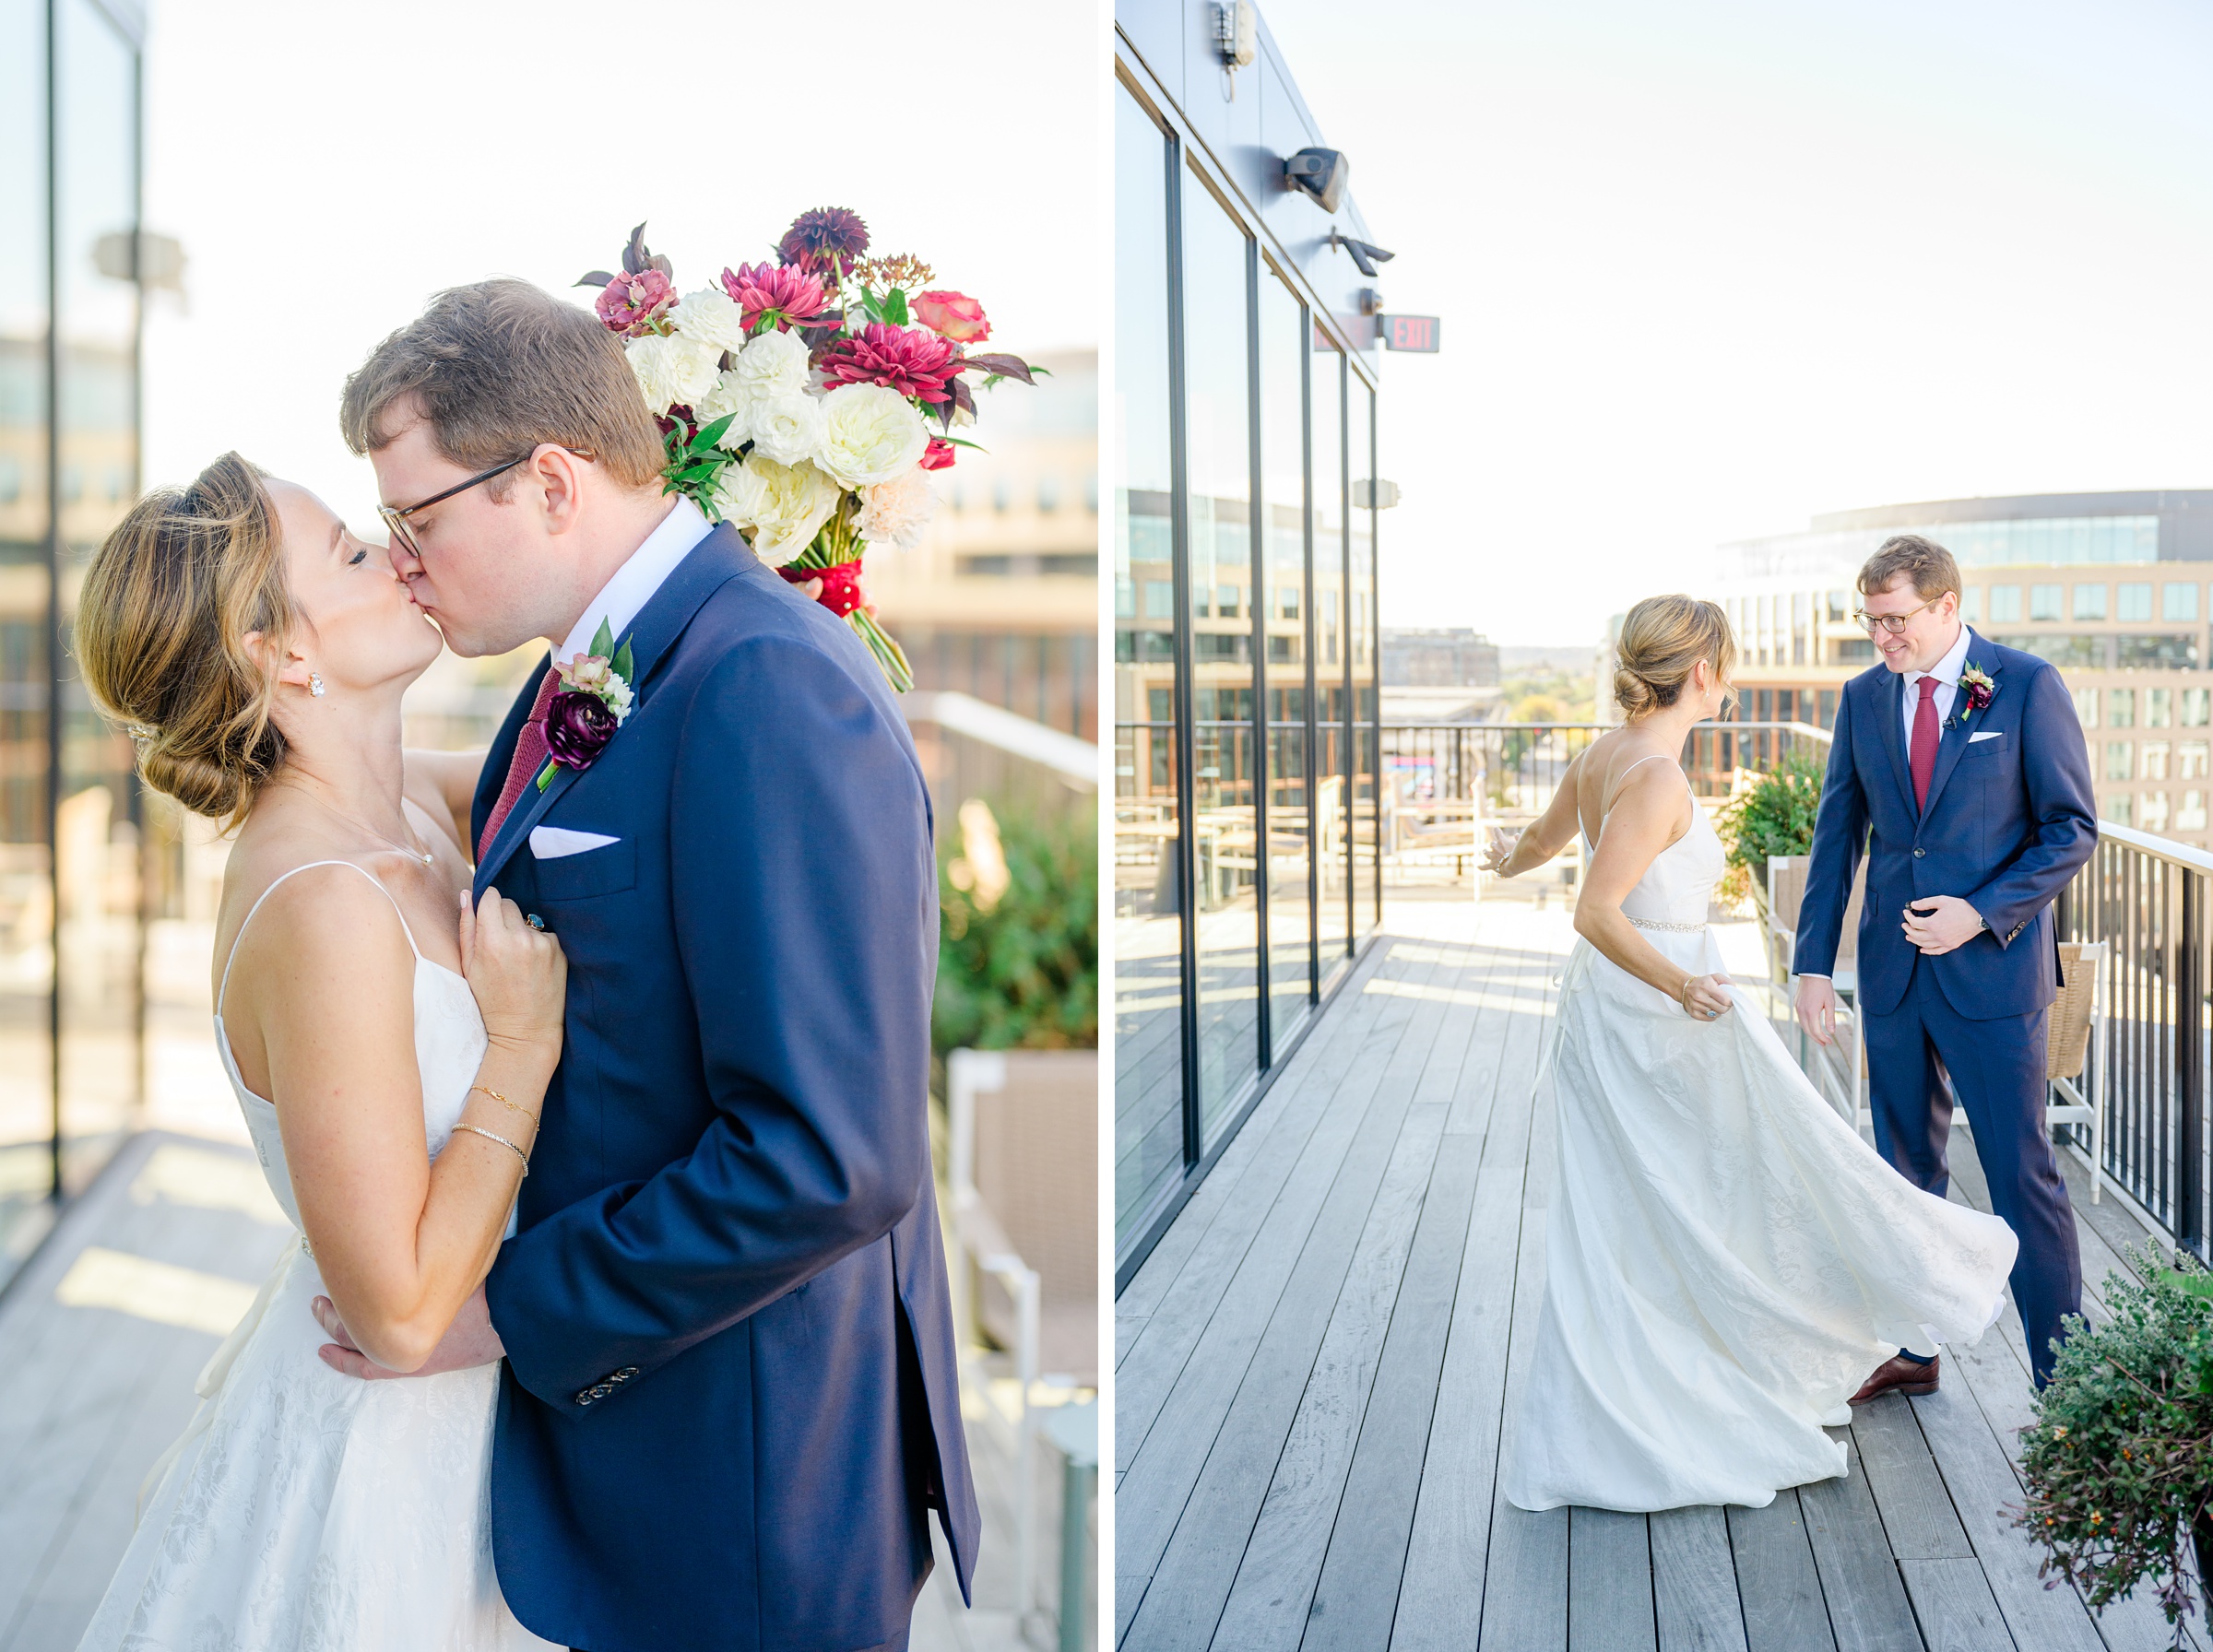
[478,667,560,862]
[1911,675,1941,810]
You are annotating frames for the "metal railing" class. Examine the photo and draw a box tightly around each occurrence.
[2055,826,2211,1255]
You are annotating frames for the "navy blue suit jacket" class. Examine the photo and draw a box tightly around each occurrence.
[1794,629,2097,1021]
[472,524,978,1652]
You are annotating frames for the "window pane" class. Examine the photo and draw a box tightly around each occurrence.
[2072,687,2099,727]
[1181,165,1259,1144]
[2108,794,2134,826]
[2167,584,2201,622]
[1961,586,1982,622]
[2030,584,2062,621]
[1112,86,1182,1249]
[2143,792,2171,832]
[2149,688,2174,728]
[2112,690,2136,728]
[2107,742,2135,781]
[2119,582,2154,622]
[1259,269,1311,1051]
[2185,688,2210,727]
[1988,585,2021,622]
[2144,741,2172,780]
[1311,333,1348,982]
[1349,379,1378,944]
[2072,584,2106,620]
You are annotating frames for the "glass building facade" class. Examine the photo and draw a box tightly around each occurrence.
[2,0,147,1281]
[1114,43,1383,1281]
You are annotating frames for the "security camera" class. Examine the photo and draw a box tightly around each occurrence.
[1284,148,1348,214]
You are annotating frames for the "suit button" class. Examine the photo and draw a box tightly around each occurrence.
[574,1390,595,1407]
[614,1367,638,1381]
[1913,848,1925,857]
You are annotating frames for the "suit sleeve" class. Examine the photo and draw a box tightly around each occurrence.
[484,631,936,1406]
[1966,662,2097,946]
[1792,684,1867,979]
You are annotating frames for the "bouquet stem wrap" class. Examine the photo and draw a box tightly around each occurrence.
[780,507,912,691]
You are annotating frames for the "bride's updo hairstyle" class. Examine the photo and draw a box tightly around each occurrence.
[1613,595,1735,721]
[77,453,298,826]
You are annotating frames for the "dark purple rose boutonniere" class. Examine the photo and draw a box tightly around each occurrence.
[535,620,635,791]
[1953,663,1996,726]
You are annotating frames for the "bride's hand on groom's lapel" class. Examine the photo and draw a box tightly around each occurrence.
[314,1286,505,1380]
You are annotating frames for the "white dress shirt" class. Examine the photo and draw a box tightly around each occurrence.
[554,495,715,665]
[1901,622,1973,746]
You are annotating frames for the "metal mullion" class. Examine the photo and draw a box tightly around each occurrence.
[1338,354,1354,951]
[1244,235,1269,1071]
[1300,303,1319,1004]
[1165,134,1202,1174]
[2190,867,2207,1251]
[42,0,62,1205]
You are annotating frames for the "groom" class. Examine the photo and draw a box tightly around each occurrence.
[1794,534,2096,1392]
[324,278,977,1652]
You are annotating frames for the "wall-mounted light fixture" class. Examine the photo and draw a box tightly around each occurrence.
[1215,1,1256,99]
[1329,229,1395,278]
[1284,147,1349,214]
[1356,287,1386,316]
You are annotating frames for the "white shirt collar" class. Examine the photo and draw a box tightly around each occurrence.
[1910,621,1973,690]
[555,495,715,665]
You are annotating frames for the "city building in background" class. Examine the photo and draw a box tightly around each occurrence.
[1381,626,1499,689]
[1,0,150,1286]
[1703,491,2213,843]
[865,348,1097,742]
[1116,1,1388,1282]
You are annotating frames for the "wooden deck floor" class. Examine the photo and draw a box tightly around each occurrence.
[1115,902,2198,1652]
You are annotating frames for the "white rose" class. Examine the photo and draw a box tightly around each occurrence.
[854,467,937,550]
[711,455,842,565]
[626,332,721,415]
[746,392,830,468]
[668,287,751,355]
[693,369,754,451]
[732,327,814,400]
[816,383,929,490]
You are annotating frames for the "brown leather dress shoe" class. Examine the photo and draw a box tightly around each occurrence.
[1849,1352,1941,1406]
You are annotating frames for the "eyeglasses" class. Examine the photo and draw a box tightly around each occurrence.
[1851,596,1946,635]
[377,446,592,558]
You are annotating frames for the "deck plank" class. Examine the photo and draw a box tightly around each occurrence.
[1650,1505,1749,1652]
[1896,1557,2016,1652]
[1851,1396,1973,1562]
[1727,1493,1840,1652]
[1569,1506,1657,1652]
[1796,1433,1923,1652]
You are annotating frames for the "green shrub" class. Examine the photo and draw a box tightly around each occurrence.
[2016,1251,2213,1629]
[1718,747,1826,888]
[933,798,1097,1055]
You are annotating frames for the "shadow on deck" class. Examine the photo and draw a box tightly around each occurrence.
[1115,900,2195,1652]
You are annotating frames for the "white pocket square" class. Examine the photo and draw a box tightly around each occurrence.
[530,826,621,859]
[1968,730,2004,743]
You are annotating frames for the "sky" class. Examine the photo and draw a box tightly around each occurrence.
[140,0,1101,539]
[1255,0,2213,644]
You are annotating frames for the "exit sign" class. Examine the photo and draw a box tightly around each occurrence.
[1381,314,1440,352]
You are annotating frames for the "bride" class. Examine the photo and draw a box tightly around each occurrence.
[71,453,564,1647]
[1485,594,2018,1513]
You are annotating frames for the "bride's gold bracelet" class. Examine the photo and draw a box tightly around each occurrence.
[471,1084,540,1127]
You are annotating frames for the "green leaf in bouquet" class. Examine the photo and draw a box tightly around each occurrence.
[611,637,634,684]
[944,436,988,454]
[590,618,616,659]
[692,411,739,451]
[883,289,908,326]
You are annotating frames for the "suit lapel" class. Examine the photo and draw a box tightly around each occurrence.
[1877,667,1915,815]
[472,525,752,891]
[1917,630,1997,821]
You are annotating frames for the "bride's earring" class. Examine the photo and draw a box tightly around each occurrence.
[309,672,325,698]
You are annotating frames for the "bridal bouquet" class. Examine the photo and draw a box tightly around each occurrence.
[579,212,1038,690]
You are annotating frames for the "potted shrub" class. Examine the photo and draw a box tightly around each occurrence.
[2016,1251,2213,1634]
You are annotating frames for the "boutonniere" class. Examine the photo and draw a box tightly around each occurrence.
[1952,663,1997,727]
[536,620,635,791]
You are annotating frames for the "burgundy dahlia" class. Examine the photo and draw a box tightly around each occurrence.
[817,323,964,403]
[595,268,674,336]
[544,690,619,770]
[778,206,870,276]
[719,261,833,333]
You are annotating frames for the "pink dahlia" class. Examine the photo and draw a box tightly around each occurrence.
[778,206,870,277]
[817,323,964,404]
[718,261,834,334]
[595,267,674,336]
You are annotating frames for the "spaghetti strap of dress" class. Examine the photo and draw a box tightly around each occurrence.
[215,859,423,1021]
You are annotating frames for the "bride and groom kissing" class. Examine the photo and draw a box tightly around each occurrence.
[1484,534,2095,1512]
[72,278,975,1650]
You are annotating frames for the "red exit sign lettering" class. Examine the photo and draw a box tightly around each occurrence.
[1381,314,1440,353]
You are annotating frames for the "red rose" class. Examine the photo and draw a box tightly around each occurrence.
[912,290,990,344]
[920,438,957,471]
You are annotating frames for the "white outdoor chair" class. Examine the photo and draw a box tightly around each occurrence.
[2045,941,2108,1204]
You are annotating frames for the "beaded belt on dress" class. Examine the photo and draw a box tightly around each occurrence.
[1627,916,1706,933]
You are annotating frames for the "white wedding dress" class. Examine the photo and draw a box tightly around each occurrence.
[77,860,559,1651]
[1501,760,2019,1513]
